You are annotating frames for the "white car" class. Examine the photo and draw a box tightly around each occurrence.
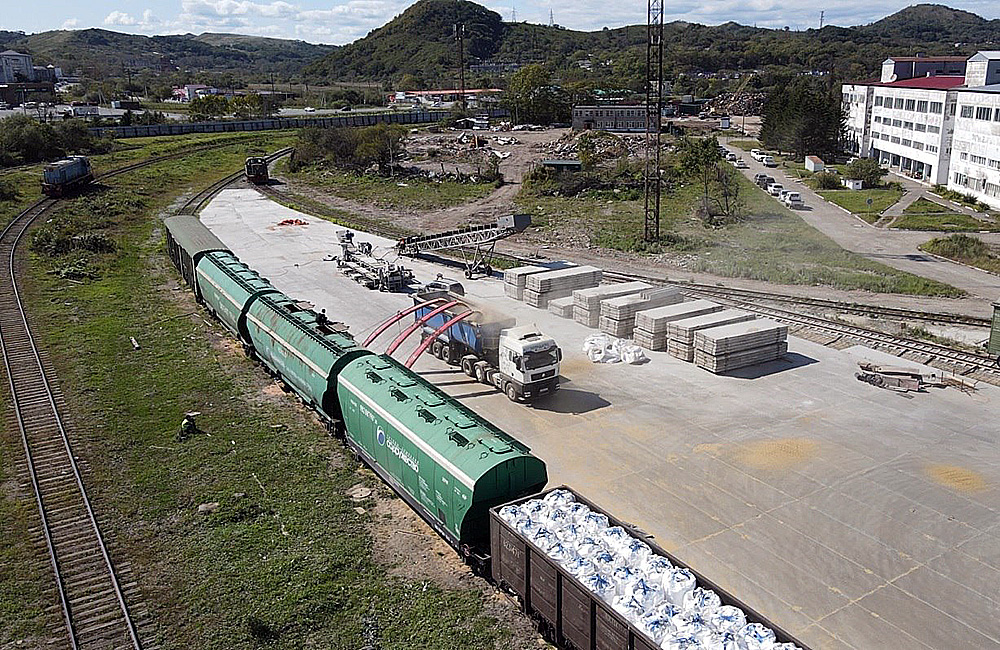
[783,192,804,208]
[725,152,738,162]
[303,106,316,112]
[761,155,777,167]
[733,159,748,169]
[767,183,784,196]
[750,148,761,160]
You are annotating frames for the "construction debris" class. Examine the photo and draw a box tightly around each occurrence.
[277,218,308,226]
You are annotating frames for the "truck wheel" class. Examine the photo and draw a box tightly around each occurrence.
[431,340,443,357]
[442,345,454,365]
[505,382,518,402]
[474,362,489,384]
[461,355,477,377]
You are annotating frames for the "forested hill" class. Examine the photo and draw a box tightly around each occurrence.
[303,1,1000,84]
[0,29,335,76]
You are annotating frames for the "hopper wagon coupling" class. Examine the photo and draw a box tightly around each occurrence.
[395,213,531,278]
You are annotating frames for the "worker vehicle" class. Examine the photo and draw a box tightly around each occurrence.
[492,486,811,650]
[413,280,562,401]
[41,155,93,197]
[163,214,548,566]
[762,155,777,167]
[244,156,269,184]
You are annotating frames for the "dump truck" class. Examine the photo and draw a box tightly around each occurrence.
[415,281,561,401]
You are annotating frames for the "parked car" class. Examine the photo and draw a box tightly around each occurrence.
[756,175,775,188]
[783,192,804,208]
[303,106,316,112]
[733,159,748,169]
[753,173,769,185]
[767,183,784,196]
[762,155,777,167]
[750,148,762,160]
[725,152,738,162]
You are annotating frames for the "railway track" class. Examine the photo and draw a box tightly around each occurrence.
[0,142,281,649]
[177,147,293,215]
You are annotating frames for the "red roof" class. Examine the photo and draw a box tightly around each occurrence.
[874,76,965,90]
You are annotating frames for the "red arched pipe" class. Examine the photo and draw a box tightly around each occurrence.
[362,299,442,347]
[384,300,460,356]
[405,311,473,368]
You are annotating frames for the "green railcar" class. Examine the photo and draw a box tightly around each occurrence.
[195,250,278,339]
[245,291,371,418]
[990,299,1000,356]
[337,354,548,554]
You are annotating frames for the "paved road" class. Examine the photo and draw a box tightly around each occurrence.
[725,147,1000,302]
[202,188,1000,650]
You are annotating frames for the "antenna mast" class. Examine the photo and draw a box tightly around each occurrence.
[643,0,664,242]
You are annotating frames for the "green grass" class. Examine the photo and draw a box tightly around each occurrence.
[921,234,1000,274]
[6,133,516,649]
[817,188,904,223]
[904,198,954,214]
[283,164,496,211]
[518,173,963,297]
[728,139,761,151]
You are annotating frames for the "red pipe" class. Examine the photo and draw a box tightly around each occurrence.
[384,300,459,356]
[362,299,441,347]
[405,311,473,368]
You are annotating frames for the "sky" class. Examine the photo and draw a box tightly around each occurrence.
[2,0,1000,45]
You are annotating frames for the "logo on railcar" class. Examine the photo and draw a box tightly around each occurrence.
[376,425,419,473]
[376,426,386,446]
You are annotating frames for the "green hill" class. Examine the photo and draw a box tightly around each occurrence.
[0,29,335,76]
[303,1,1000,85]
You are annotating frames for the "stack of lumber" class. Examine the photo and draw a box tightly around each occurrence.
[503,265,551,300]
[633,299,724,351]
[693,319,789,373]
[599,287,683,338]
[547,296,575,318]
[666,309,756,362]
[524,266,602,308]
[572,281,652,328]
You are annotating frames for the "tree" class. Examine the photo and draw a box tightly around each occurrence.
[843,157,887,188]
[502,64,570,125]
[760,79,844,160]
[0,115,64,166]
[678,137,723,218]
[188,95,229,121]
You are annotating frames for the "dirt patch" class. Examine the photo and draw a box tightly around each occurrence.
[695,438,819,472]
[366,488,545,649]
[925,463,987,493]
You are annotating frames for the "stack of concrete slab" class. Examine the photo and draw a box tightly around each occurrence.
[666,309,756,362]
[693,319,789,373]
[504,265,552,300]
[599,287,684,338]
[633,299,725,351]
[524,266,602,308]
[572,281,652,328]
[547,296,575,318]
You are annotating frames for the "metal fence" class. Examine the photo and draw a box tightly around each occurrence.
[89,109,509,139]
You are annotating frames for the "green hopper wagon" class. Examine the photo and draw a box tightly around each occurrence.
[195,250,278,338]
[337,354,548,559]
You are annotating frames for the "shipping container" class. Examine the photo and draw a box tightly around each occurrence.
[491,486,810,650]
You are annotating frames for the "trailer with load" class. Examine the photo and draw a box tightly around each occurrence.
[42,155,93,196]
[413,281,561,401]
[492,486,809,650]
[244,156,269,184]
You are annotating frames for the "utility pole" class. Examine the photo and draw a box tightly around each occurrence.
[454,23,467,112]
[549,9,554,27]
[643,0,664,242]
[511,4,516,22]
[819,10,824,28]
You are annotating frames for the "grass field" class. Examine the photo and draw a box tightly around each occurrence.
[518,172,962,297]
[282,164,496,211]
[2,133,518,649]
[817,188,904,223]
[728,139,761,151]
[891,198,1000,231]
[904,198,954,214]
[921,234,1000,274]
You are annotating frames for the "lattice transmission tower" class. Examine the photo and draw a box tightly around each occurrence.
[643,0,665,242]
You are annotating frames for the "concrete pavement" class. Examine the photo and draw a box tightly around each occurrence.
[201,188,1000,650]
[725,147,1000,302]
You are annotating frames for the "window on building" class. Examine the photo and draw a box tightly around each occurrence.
[927,125,940,134]
[902,139,912,147]
[912,142,925,150]
[875,96,883,106]
[971,154,987,165]
[891,119,902,127]
[994,110,1000,122]
[961,152,968,160]
[976,106,993,120]
[894,98,904,109]
[929,101,943,113]
[904,99,916,111]
[990,159,1000,170]
[904,121,913,130]
[915,123,927,132]
[960,105,973,118]
[916,100,928,112]
[890,136,901,143]
[927,144,938,153]
[986,182,1000,198]
[950,102,957,116]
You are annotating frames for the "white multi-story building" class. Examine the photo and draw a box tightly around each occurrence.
[948,76,1000,207]
[842,83,874,156]
[0,50,35,83]
[868,76,962,185]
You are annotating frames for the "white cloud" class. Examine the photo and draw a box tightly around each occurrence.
[181,0,299,18]
[103,9,160,28]
[61,18,80,29]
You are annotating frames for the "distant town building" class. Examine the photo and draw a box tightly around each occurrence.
[172,84,219,102]
[572,105,649,132]
[469,62,521,76]
[0,50,35,83]
[387,88,502,108]
[842,50,1000,209]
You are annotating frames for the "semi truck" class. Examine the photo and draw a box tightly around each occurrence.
[415,281,561,402]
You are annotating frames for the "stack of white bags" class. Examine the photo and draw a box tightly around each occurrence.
[499,490,801,650]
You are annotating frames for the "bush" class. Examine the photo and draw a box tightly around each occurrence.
[813,171,841,190]
[0,178,17,201]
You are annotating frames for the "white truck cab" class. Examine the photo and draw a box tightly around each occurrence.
[496,326,561,401]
